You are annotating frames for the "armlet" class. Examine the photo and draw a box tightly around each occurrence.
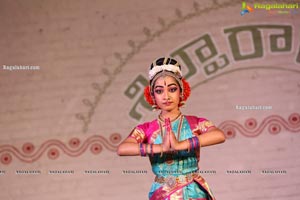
[128,128,145,143]
[198,120,215,133]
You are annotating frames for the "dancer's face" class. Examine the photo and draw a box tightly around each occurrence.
[153,75,180,112]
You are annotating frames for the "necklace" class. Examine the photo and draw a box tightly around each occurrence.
[158,112,182,123]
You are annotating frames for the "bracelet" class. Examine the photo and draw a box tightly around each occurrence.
[144,144,147,156]
[193,137,200,150]
[160,144,163,157]
[196,137,200,149]
[139,143,146,157]
[145,144,148,155]
[139,143,143,156]
[188,138,194,152]
[192,137,197,150]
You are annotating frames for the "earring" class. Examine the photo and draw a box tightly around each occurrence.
[179,95,186,107]
[152,98,159,111]
[152,104,159,111]
[179,101,186,107]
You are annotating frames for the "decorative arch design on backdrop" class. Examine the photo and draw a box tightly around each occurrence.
[75,0,243,133]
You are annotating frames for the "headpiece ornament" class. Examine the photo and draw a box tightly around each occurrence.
[144,57,191,108]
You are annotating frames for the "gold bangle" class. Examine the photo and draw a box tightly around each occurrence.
[160,144,163,157]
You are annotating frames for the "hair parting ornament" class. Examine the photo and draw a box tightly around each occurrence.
[144,57,191,109]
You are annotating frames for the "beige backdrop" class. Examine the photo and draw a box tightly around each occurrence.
[0,0,300,199]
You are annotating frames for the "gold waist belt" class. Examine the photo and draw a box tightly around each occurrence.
[154,173,199,188]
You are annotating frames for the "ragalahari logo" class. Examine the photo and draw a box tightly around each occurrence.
[241,2,299,15]
[241,2,254,16]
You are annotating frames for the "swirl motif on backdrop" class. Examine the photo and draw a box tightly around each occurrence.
[0,133,121,165]
[219,113,300,138]
[1,114,300,165]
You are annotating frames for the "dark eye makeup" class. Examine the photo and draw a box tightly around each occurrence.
[169,87,178,93]
[154,89,163,94]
